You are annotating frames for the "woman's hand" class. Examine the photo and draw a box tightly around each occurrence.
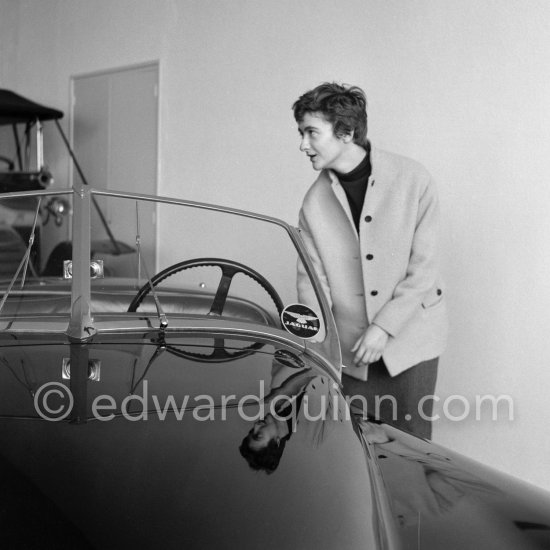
[351,324,389,366]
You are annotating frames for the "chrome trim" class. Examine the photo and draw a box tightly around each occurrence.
[0,188,72,200]
[92,188,292,228]
[66,185,96,341]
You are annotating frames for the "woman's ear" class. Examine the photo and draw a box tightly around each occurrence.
[339,131,355,143]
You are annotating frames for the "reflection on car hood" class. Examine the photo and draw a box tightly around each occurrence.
[0,333,380,549]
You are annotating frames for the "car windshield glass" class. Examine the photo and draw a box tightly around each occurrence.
[0,190,73,321]
[89,191,326,334]
[0,189,331,350]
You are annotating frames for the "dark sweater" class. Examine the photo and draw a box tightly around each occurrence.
[334,146,371,232]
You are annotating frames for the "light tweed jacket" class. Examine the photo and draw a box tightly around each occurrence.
[297,146,448,379]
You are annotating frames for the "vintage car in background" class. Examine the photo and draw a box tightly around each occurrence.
[1,92,550,549]
[0,89,63,195]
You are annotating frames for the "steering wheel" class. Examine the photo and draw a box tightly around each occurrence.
[127,257,284,319]
[128,258,285,363]
[163,338,266,363]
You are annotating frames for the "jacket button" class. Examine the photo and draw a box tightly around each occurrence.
[366,254,374,260]
[437,288,442,296]
[370,290,378,296]
[365,215,372,222]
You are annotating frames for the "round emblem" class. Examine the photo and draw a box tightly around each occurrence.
[280,304,321,339]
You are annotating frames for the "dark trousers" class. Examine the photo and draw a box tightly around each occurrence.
[342,357,439,440]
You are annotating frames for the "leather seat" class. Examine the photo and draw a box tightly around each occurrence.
[0,287,276,326]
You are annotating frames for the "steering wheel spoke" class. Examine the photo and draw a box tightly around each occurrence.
[209,265,239,316]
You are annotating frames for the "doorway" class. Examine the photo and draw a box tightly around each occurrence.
[70,62,159,270]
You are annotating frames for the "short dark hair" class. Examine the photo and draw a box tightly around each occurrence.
[239,435,288,474]
[292,82,368,148]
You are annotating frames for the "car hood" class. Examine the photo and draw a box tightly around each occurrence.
[0,333,383,549]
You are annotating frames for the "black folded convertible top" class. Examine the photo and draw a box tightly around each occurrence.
[0,89,63,125]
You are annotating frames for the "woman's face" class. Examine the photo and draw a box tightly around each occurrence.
[298,112,349,172]
[247,416,279,451]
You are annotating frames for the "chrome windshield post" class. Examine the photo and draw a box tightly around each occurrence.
[66,185,96,341]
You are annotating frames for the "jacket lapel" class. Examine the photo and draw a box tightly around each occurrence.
[325,171,358,239]
[365,146,393,217]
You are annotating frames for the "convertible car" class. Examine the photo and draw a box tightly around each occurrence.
[2,184,550,549]
[1,95,550,549]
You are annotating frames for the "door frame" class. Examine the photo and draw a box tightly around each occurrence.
[68,60,160,270]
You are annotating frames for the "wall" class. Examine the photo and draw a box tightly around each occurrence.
[1,0,550,491]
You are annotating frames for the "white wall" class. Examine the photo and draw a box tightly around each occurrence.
[2,0,550,491]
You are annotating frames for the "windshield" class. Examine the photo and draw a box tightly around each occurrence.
[90,192,309,324]
[0,190,73,319]
[0,188,338,361]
